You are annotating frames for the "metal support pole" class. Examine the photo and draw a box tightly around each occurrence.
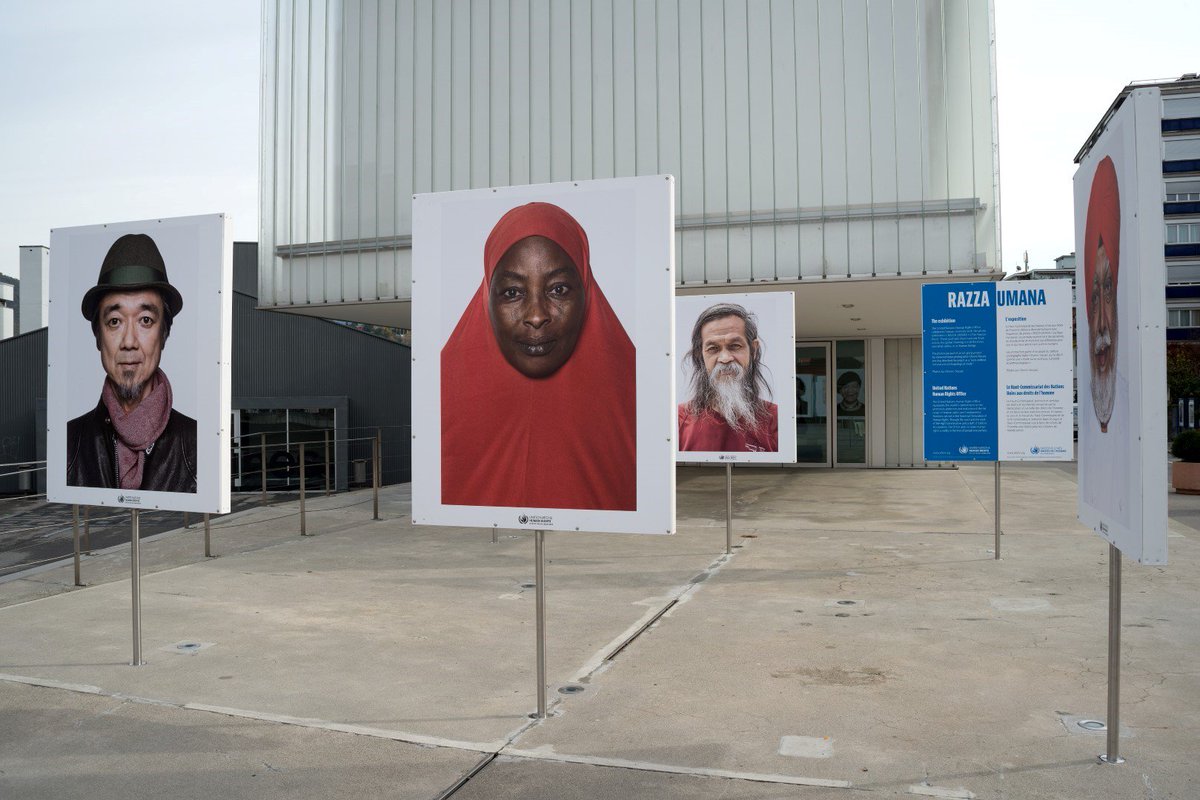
[373,432,381,520]
[1100,543,1125,764]
[184,511,190,529]
[535,529,547,719]
[324,429,331,496]
[300,442,308,536]
[725,463,733,555]
[994,461,1001,560]
[492,524,498,544]
[260,432,267,502]
[131,510,143,666]
[72,505,82,587]
[204,513,212,558]
[83,506,91,554]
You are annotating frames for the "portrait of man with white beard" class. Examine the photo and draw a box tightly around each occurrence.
[678,303,779,453]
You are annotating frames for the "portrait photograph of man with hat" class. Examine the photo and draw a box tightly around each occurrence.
[66,232,196,493]
[47,214,231,513]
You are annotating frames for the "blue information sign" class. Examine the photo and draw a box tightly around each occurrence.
[922,283,999,461]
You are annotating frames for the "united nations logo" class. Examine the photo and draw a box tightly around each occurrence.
[518,514,529,525]
[957,445,968,455]
[1030,446,1040,455]
[118,495,125,503]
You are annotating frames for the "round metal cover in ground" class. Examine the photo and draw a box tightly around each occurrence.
[836,600,857,606]
[176,642,202,651]
[1078,719,1107,732]
[519,582,536,589]
[558,684,585,695]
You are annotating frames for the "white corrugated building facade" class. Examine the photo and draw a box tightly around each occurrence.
[258,0,1001,467]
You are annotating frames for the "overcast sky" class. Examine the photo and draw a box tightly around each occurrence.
[0,1,1196,282]
[0,2,260,281]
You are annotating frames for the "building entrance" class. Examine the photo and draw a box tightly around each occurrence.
[796,340,869,467]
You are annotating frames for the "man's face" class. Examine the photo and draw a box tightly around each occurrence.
[699,315,756,379]
[96,289,166,409]
[488,235,587,379]
[1088,241,1118,429]
[840,379,860,406]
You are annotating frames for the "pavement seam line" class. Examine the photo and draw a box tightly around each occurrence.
[0,673,513,755]
[431,752,499,800]
[497,748,853,789]
[566,549,738,685]
[0,673,105,695]
[181,703,509,752]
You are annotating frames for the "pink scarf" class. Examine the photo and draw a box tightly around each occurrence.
[102,368,173,490]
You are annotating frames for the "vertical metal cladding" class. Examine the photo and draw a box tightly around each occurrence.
[259,0,999,307]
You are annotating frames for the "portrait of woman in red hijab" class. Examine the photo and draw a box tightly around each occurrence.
[440,202,637,510]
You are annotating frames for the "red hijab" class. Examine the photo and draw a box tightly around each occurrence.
[441,202,637,511]
[1084,156,1120,319]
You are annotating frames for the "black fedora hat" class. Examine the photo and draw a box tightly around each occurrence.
[80,233,183,321]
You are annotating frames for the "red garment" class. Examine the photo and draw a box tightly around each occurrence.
[441,202,637,510]
[1084,155,1120,318]
[101,368,173,490]
[677,402,779,453]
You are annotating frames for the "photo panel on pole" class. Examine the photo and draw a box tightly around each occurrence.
[411,176,676,535]
[46,214,233,515]
[1074,88,1168,566]
[674,291,798,464]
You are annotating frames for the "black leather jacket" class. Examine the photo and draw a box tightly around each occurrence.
[66,400,198,493]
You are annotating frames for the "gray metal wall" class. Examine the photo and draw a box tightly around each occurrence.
[230,243,412,484]
[259,0,1000,310]
[0,327,46,493]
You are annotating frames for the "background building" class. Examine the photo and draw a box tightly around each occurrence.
[0,274,15,340]
[258,0,1001,467]
[17,246,47,334]
[1077,74,1200,344]
[1076,73,1200,436]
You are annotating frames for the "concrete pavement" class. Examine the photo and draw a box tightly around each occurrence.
[1,464,1198,799]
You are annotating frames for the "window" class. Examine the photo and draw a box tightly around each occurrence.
[1168,192,1200,202]
[1168,308,1200,328]
[1167,223,1200,244]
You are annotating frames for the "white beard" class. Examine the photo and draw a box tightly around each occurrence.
[1091,329,1116,430]
[709,363,757,431]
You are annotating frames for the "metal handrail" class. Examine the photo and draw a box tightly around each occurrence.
[0,460,46,468]
[0,465,46,480]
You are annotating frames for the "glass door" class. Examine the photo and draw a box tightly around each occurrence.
[795,344,831,465]
[834,340,867,465]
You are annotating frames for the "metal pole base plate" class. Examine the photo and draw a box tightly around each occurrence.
[1098,754,1125,765]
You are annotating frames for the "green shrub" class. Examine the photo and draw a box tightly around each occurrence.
[1172,430,1200,462]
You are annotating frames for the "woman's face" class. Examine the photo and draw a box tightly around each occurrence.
[488,235,587,378]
